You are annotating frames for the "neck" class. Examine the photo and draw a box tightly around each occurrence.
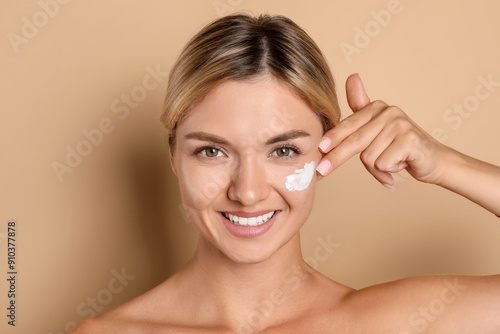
[180,233,315,331]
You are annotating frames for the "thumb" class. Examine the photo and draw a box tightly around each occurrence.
[346,73,370,112]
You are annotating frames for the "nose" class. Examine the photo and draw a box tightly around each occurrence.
[227,157,270,206]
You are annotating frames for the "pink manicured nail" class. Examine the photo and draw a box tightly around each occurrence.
[318,137,331,152]
[316,159,331,176]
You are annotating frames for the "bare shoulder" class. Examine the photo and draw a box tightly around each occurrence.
[67,290,166,333]
[66,312,230,334]
[66,316,157,334]
[65,275,220,333]
[63,279,167,333]
[65,318,102,334]
[343,274,500,333]
[65,308,180,334]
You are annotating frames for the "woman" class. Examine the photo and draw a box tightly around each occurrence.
[70,13,500,333]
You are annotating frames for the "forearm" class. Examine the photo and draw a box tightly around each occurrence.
[437,148,500,217]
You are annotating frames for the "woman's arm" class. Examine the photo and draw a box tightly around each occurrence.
[436,147,500,217]
[316,73,500,217]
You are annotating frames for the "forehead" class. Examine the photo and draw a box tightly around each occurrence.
[176,77,323,142]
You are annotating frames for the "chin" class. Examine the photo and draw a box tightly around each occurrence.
[215,230,300,266]
[193,208,305,265]
[221,241,279,264]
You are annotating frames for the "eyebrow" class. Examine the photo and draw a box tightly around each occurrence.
[184,130,310,145]
[265,130,310,145]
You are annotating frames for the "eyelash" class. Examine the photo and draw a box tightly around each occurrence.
[192,143,302,160]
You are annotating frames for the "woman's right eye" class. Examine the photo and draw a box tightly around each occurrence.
[197,147,224,158]
[204,147,220,157]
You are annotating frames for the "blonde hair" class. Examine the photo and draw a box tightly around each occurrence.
[161,13,340,149]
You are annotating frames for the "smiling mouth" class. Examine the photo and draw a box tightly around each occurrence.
[222,211,276,227]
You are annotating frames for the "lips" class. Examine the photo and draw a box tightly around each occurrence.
[220,210,279,238]
[222,211,276,227]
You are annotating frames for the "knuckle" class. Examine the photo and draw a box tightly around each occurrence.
[402,129,421,145]
[338,117,355,131]
[391,115,412,131]
[383,105,405,118]
[371,100,389,109]
[359,150,374,165]
[374,158,386,171]
[346,131,363,145]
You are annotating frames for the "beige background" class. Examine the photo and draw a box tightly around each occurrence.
[1,1,500,333]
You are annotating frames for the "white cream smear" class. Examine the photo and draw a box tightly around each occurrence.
[285,161,316,192]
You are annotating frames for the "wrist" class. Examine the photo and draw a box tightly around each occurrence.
[433,145,470,190]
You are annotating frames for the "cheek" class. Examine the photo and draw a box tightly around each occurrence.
[280,159,320,222]
[268,159,319,208]
[283,167,317,212]
[284,161,316,192]
[177,161,230,211]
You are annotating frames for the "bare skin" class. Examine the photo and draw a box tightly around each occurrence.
[68,75,500,334]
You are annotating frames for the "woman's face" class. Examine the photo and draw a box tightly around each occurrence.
[171,76,324,263]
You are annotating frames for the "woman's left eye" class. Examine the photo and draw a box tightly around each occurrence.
[275,147,292,157]
[272,145,300,158]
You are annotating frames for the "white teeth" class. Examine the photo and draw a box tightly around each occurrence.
[225,211,275,226]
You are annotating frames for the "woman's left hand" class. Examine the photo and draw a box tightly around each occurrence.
[315,73,450,188]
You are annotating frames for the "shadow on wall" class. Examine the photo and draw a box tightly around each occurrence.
[121,106,197,288]
[47,105,199,334]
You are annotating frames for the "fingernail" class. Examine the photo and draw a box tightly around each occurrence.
[318,137,331,152]
[382,183,394,190]
[316,159,331,176]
